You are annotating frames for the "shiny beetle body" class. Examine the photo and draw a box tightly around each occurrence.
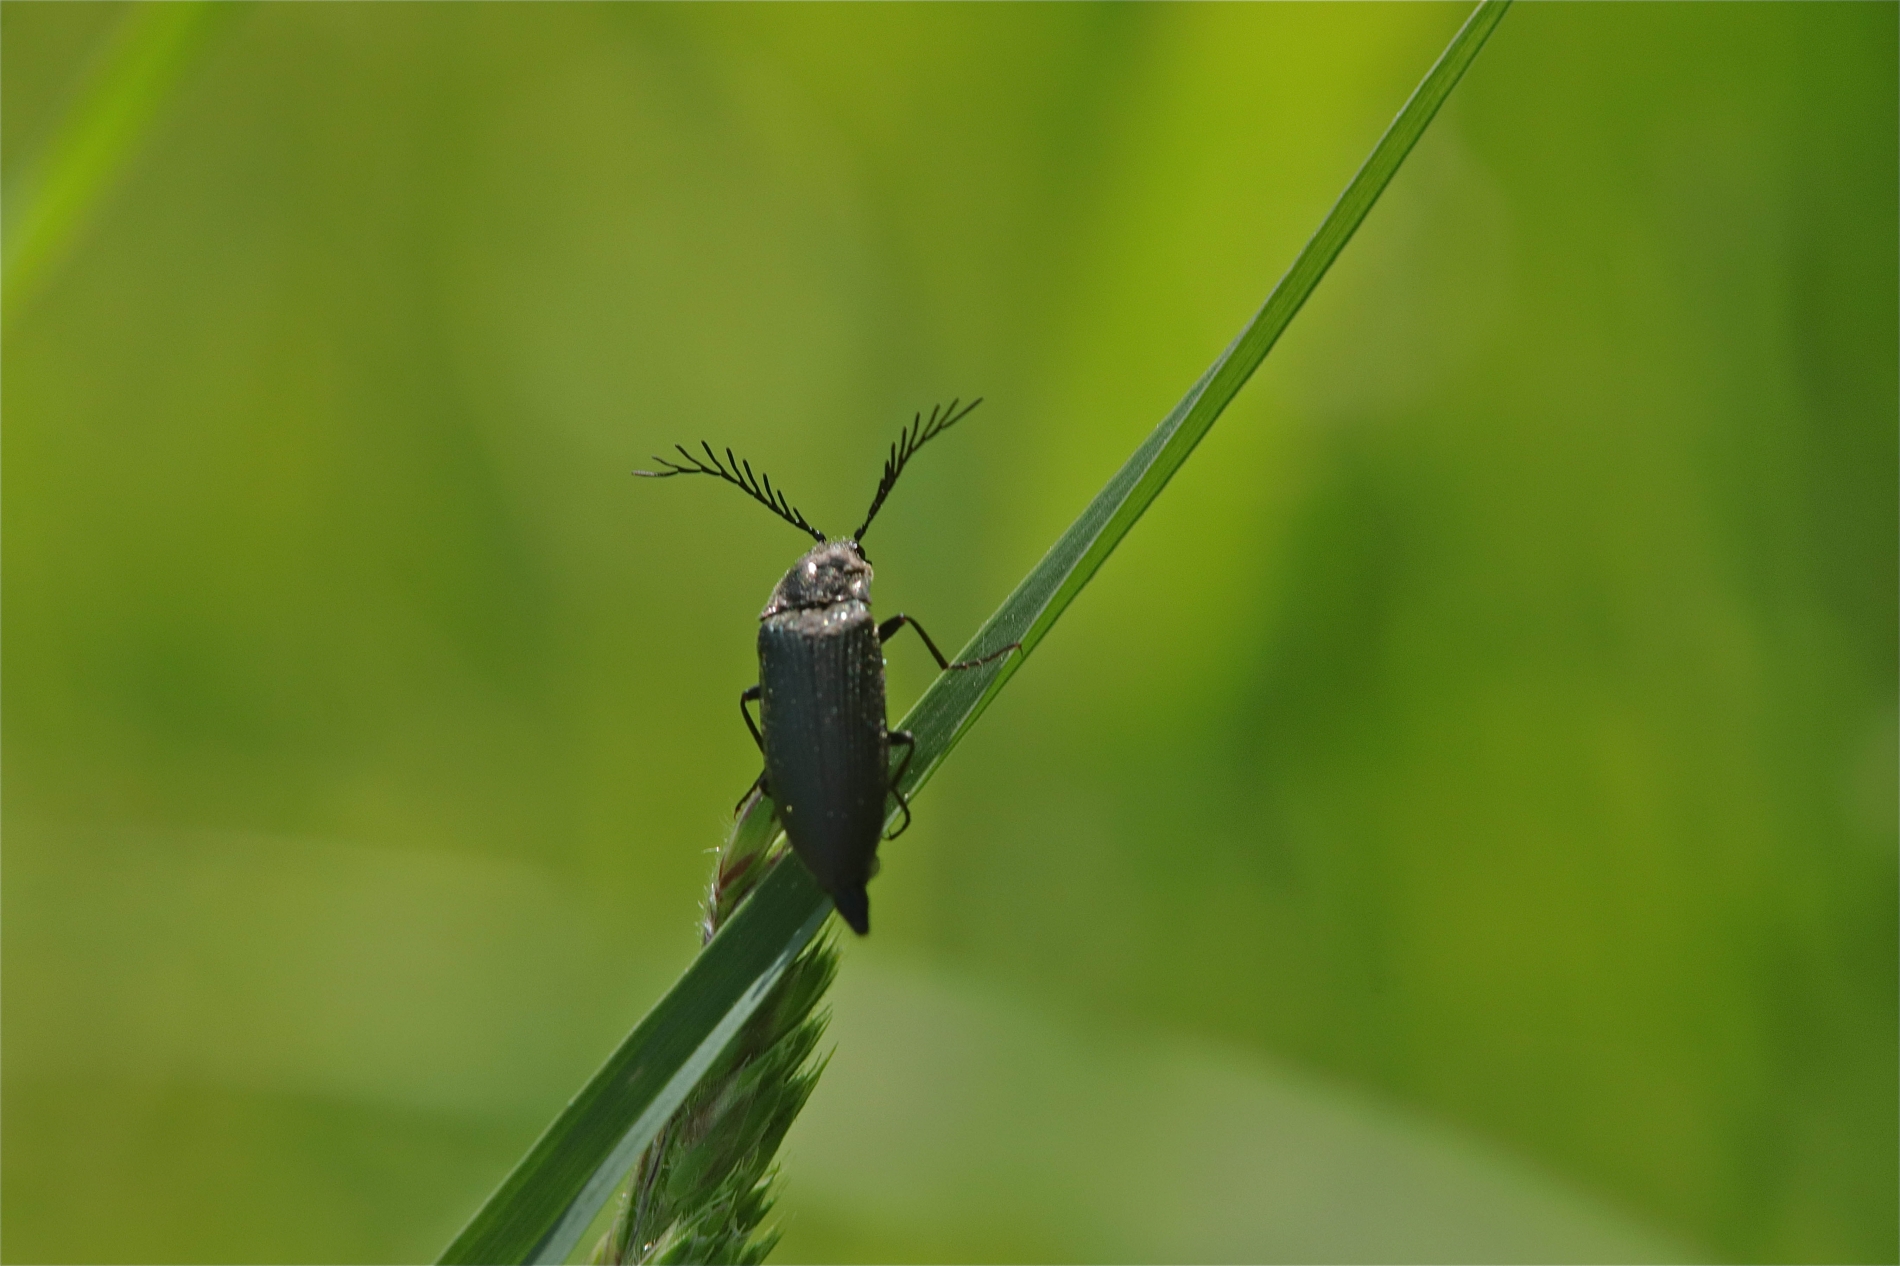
[755,542,887,933]
[639,400,1012,934]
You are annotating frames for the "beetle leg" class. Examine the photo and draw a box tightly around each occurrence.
[877,614,1023,673]
[733,769,770,815]
[884,730,916,839]
[734,686,769,813]
[954,641,1024,670]
[877,614,950,668]
[739,684,764,749]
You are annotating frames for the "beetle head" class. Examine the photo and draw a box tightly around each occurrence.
[763,540,873,617]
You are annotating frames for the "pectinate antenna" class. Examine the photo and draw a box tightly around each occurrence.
[852,397,982,543]
[636,442,827,544]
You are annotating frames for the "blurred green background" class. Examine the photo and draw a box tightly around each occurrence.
[3,4,1894,1263]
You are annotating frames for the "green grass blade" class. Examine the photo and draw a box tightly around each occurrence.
[440,4,1509,1262]
[901,0,1512,792]
[444,818,826,1266]
[2,2,229,323]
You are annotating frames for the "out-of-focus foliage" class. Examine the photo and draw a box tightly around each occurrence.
[2,5,1892,1264]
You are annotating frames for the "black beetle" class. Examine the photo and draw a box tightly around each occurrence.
[636,399,1015,934]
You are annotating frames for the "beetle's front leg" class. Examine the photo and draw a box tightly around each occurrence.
[877,614,1021,672]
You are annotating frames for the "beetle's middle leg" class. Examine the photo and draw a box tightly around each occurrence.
[877,614,1021,672]
[884,730,916,839]
[735,685,769,813]
[739,684,764,749]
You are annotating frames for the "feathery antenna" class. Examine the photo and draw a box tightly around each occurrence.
[852,398,982,543]
[636,442,827,544]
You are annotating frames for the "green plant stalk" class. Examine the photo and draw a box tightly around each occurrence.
[441,4,1509,1262]
[451,840,831,1266]
[2,3,229,324]
[592,937,834,1265]
[590,794,834,1265]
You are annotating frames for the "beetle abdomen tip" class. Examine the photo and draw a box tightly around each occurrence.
[832,885,870,936]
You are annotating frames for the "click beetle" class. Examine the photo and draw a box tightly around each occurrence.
[637,399,1015,934]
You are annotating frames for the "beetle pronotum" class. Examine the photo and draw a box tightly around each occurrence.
[636,400,1016,934]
